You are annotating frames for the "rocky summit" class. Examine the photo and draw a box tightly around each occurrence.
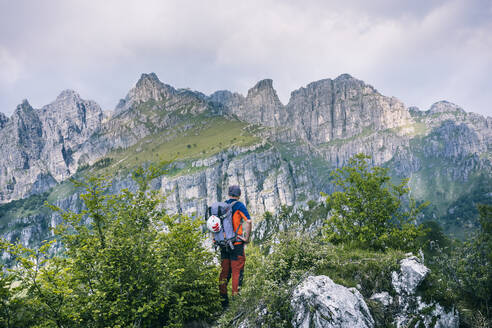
[0,72,491,250]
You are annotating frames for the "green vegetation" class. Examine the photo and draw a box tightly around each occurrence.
[420,204,492,327]
[432,174,492,238]
[323,154,427,251]
[218,234,405,328]
[0,164,221,327]
[1,149,490,327]
[0,192,50,221]
[93,116,260,176]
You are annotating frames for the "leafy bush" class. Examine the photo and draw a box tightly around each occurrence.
[1,164,221,327]
[323,154,427,251]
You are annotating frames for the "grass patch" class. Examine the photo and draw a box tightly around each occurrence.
[46,180,78,204]
[92,116,261,176]
[389,122,429,137]
[319,125,375,147]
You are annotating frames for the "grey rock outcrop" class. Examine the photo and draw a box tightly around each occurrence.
[211,74,414,146]
[115,73,176,113]
[391,256,429,295]
[388,256,459,328]
[0,112,8,129]
[210,79,284,127]
[90,73,211,154]
[291,275,375,328]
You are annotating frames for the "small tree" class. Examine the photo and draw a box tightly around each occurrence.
[323,154,427,251]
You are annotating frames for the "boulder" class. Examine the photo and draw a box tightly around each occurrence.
[391,256,429,295]
[291,275,374,328]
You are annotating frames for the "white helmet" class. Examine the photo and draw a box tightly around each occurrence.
[207,215,221,233]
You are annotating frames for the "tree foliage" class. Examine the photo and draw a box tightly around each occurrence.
[1,164,220,327]
[456,204,492,321]
[323,154,427,251]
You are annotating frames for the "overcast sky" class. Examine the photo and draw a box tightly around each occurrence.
[0,0,491,116]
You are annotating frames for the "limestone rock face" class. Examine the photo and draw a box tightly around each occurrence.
[242,79,285,127]
[39,90,103,179]
[210,79,284,127]
[291,275,375,328]
[159,143,314,218]
[286,74,412,144]
[0,94,102,202]
[211,74,414,145]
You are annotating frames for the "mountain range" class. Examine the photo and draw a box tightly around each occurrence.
[0,73,491,252]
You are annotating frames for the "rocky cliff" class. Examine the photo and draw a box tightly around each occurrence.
[0,92,102,202]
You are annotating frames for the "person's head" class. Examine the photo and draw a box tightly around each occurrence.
[228,185,241,199]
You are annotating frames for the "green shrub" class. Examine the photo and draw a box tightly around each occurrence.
[323,154,427,251]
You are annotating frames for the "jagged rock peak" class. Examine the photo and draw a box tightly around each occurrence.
[333,73,377,91]
[429,100,465,114]
[334,73,355,81]
[249,78,274,92]
[247,79,282,103]
[136,72,161,87]
[247,79,282,100]
[56,89,81,101]
[15,99,34,113]
[209,90,234,102]
[134,72,175,95]
[116,72,176,112]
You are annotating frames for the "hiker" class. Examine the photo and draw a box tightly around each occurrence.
[206,185,252,308]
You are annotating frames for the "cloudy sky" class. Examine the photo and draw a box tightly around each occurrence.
[0,0,491,116]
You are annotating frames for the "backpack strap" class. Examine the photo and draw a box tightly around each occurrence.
[229,200,246,241]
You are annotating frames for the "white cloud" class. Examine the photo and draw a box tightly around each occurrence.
[0,0,490,116]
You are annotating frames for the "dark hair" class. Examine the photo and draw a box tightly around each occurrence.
[228,185,241,197]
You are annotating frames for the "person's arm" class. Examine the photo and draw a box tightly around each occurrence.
[236,203,252,243]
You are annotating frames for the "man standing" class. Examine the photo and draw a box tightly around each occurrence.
[219,185,252,308]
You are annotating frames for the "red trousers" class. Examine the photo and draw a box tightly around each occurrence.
[219,243,245,296]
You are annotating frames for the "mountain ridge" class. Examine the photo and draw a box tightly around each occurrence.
[0,72,490,251]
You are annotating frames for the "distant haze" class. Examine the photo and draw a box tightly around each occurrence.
[0,0,491,116]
